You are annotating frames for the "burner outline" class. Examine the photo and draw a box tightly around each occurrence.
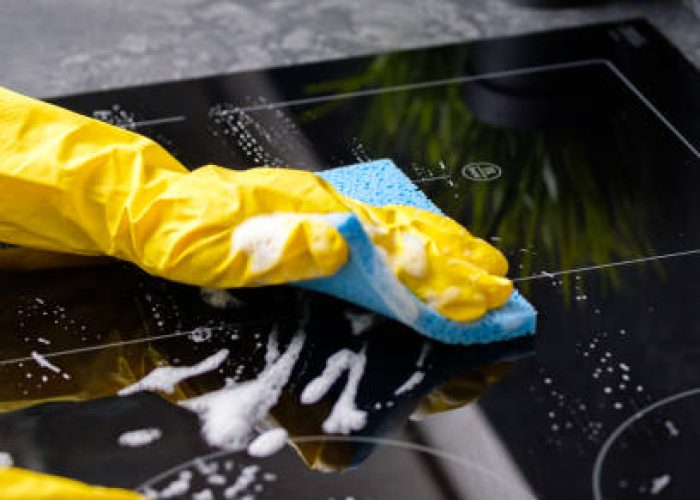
[592,386,700,500]
[137,434,538,500]
[221,59,699,160]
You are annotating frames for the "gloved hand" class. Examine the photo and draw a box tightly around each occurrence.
[0,467,143,499]
[0,86,511,322]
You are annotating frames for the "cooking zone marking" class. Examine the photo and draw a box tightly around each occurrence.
[138,435,538,500]
[592,387,700,500]
[224,59,698,160]
[14,59,694,364]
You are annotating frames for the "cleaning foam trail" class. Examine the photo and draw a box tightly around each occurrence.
[119,349,229,396]
[182,333,305,449]
[301,346,368,435]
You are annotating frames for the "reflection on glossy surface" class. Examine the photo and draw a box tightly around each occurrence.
[138,435,537,500]
[1,19,699,499]
[199,54,697,303]
[0,259,532,489]
[296,58,664,297]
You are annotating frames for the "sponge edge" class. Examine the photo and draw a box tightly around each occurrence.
[298,159,537,345]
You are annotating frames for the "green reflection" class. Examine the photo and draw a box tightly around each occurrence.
[303,53,655,298]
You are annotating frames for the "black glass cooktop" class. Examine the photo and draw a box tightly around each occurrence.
[1,18,699,500]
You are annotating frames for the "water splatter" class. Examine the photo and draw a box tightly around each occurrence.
[30,351,62,374]
[118,428,163,448]
[650,474,671,495]
[394,371,425,396]
[223,465,260,499]
[343,311,375,336]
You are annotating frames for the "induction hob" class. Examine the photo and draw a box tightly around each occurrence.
[1,18,699,500]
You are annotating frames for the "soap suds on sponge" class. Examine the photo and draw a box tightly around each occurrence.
[396,232,427,278]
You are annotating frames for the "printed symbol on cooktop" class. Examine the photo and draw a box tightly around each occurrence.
[461,162,502,182]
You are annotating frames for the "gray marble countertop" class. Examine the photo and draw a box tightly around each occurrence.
[1,0,699,98]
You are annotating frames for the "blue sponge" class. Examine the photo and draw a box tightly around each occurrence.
[297,159,537,345]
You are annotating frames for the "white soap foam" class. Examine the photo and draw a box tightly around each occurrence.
[650,474,671,495]
[288,213,423,325]
[394,371,425,396]
[301,349,357,404]
[0,452,12,468]
[263,328,280,368]
[118,428,163,448]
[247,428,288,458]
[664,420,680,437]
[426,286,461,312]
[119,349,229,396]
[416,341,431,368]
[207,474,226,486]
[396,232,427,278]
[30,351,61,374]
[156,470,192,499]
[231,213,333,275]
[239,211,425,326]
[343,311,375,336]
[223,465,260,499]
[192,489,214,500]
[301,346,368,435]
[182,333,304,449]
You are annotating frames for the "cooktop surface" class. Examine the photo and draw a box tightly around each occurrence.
[1,18,699,500]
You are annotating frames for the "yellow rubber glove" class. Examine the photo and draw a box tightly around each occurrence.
[0,467,143,500]
[0,86,511,322]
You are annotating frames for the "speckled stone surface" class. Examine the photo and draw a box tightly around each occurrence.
[1,0,699,98]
